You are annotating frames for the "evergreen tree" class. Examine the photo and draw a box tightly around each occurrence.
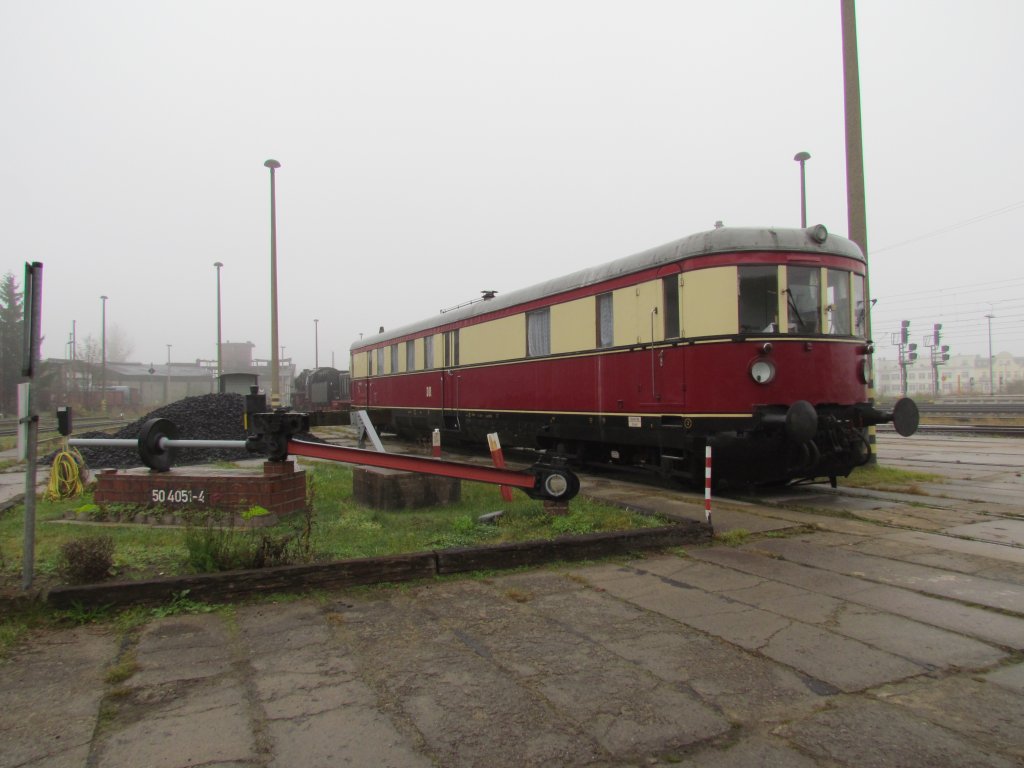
[0,272,24,415]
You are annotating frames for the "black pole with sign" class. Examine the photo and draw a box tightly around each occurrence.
[21,262,43,591]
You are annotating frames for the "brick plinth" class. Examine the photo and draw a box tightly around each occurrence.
[93,465,306,526]
[352,466,461,510]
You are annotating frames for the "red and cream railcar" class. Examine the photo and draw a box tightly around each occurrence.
[349,225,917,485]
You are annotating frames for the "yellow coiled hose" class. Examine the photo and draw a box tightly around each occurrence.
[47,445,86,500]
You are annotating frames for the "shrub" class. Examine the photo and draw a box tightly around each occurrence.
[183,524,296,572]
[57,536,115,584]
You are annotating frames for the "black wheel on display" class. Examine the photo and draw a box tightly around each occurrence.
[137,418,178,472]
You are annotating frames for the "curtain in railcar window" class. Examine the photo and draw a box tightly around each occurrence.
[738,265,779,332]
[376,347,385,375]
[786,266,821,334]
[425,336,435,369]
[390,345,398,373]
[406,341,415,372]
[596,293,613,348]
[527,308,551,357]
[827,269,852,335]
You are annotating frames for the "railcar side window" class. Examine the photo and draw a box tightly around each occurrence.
[786,266,822,334]
[738,265,779,332]
[827,269,852,335]
[406,342,415,372]
[368,351,374,376]
[425,336,435,369]
[376,347,384,375]
[596,293,613,348]
[390,345,398,373]
[444,330,459,367]
[662,277,680,338]
[853,275,867,338]
[527,308,551,357]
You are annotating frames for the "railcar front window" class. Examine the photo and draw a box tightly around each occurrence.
[853,274,867,337]
[786,266,821,334]
[738,265,779,332]
[527,308,551,357]
[827,269,852,335]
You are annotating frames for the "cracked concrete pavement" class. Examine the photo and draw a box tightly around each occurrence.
[4,433,1024,766]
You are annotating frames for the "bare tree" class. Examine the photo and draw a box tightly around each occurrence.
[106,324,134,363]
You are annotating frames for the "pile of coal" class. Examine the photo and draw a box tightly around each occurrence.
[71,393,250,470]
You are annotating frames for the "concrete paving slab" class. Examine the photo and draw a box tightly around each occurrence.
[687,546,878,598]
[717,579,844,624]
[982,662,1024,694]
[776,696,1019,768]
[582,559,926,692]
[759,622,926,692]
[752,538,1024,614]
[876,676,1024,760]
[675,735,823,768]
[851,584,1024,650]
[129,614,234,686]
[881,529,1024,565]
[0,626,116,768]
[690,545,1024,649]
[944,519,1024,547]
[93,677,257,768]
[829,603,1006,671]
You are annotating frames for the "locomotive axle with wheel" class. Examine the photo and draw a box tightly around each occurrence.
[64,410,580,503]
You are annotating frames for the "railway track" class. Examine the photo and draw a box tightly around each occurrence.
[0,416,131,439]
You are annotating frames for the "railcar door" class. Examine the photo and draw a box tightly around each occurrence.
[653,270,686,409]
[442,330,461,430]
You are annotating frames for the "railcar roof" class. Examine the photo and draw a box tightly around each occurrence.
[352,225,864,349]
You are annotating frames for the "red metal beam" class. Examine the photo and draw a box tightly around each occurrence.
[287,439,538,491]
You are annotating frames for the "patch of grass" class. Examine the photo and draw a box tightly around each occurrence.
[714,528,751,547]
[839,463,942,493]
[104,653,139,684]
[1,463,667,595]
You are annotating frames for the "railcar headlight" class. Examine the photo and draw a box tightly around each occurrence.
[750,359,775,384]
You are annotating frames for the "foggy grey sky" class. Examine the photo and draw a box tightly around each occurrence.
[2,0,1022,371]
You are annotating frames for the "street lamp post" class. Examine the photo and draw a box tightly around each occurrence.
[100,295,108,413]
[214,261,224,385]
[165,344,172,404]
[264,159,282,407]
[793,151,811,228]
[314,319,319,369]
[985,313,995,395]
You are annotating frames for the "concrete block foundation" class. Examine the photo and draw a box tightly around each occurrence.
[352,466,461,510]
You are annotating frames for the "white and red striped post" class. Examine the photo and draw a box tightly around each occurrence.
[704,445,713,527]
[432,428,441,459]
[487,433,514,501]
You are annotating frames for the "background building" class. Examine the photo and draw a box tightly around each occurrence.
[875,352,1024,398]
